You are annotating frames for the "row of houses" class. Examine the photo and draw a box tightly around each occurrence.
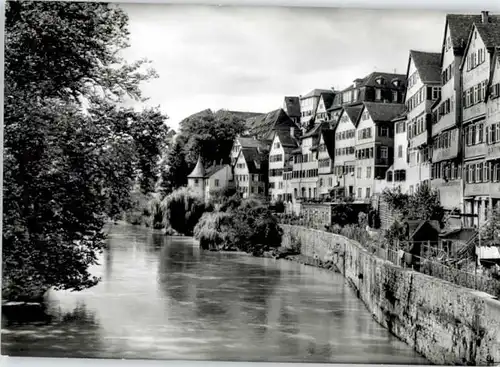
[187,10,500,230]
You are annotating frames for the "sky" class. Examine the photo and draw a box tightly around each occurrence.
[119,4,447,132]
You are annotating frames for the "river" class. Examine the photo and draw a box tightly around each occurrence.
[1,223,428,364]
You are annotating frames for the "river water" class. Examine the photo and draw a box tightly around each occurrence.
[1,223,428,363]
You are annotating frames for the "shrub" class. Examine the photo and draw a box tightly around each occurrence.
[149,197,165,229]
[194,195,282,255]
[161,187,207,236]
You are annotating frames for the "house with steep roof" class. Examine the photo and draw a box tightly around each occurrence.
[328,71,407,120]
[486,47,500,214]
[331,106,362,198]
[315,93,335,122]
[233,147,268,199]
[382,111,409,193]
[290,122,326,201]
[431,11,500,214]
[282,96,301,125]
[230,136,271,166]
[460,18,500,227]
[299,89,335,130]
[317,129,336,198]
[403,50,442,194]
[244,108,299,141]
[268,128,299,202]
[354,102,405,201]
[187,156,233,203]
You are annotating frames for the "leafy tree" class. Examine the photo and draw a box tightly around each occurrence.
[3,1,168,301]
[161,187,207,236]
[162,109,248,193]
[382,185,444,225]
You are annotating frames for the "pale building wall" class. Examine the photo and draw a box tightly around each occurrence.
[333,111,356,196]
[269,134,285,201]
[204,166,233,203]
[354,109,376,199]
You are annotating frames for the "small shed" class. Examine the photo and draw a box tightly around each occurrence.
[438,227,477,258]
[401,220,441,270]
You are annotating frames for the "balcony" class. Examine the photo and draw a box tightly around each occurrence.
[410,131,429,149]
[464,143,486,160]
[488,142,500,161]
[432,129,459,162]
[464,182,489,197]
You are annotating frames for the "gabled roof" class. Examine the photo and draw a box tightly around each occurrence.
[343,105,364,126]
[460,22,500,70]
[363,102,406,123]
[475,22,500,50]
[204,164,228,178]
[187,156,205,178]
[362,72,406,88]
[320,129,336,159]
[275,130,299,148]
[236,136,271,151]
[301,89,334,99]
[319,93,335,111]
[485,47,500,102]
[442,14,500,65]
[245,108,297,140]
[405,220,441,240]
[301,121,328,139]
[408,50,442,84]
[283,96,301,117]
[240,147,267,174]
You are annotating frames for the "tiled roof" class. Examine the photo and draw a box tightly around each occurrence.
[320,93,335,110]
[245,108,296,140]
[409,50,442,84]
[301,121,328,139]
[236,137,271,151]
[320,129,336,159]
[218,110,264,120]
[362,72,406,88]
[241,147,267,174]
[447,14,500,52]
[343,105,364,126]
[187,156,205,178]
[301,89,334,99]
[276,130,299,148]
[204,164,227,178]
[283,96,301,117]
[363,102,406,123]
[475,22,500,50]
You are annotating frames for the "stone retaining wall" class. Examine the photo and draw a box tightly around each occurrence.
[281,224,500,366]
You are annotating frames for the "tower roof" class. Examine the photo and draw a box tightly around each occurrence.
[187,156,205,178]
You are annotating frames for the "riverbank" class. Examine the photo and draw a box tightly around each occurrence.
[280,224,500,366]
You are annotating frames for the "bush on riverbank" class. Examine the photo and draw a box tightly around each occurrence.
[123,191,165,229]
[161,187,207,236]
[194,193,282,255]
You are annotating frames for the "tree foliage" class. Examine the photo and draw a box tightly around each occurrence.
[3,2,168,300]
[161,187,207,236]
[382,185,444,224]
[194,192,282,255]
[161,109,247,192]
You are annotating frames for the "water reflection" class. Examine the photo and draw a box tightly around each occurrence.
[2,223,428,363]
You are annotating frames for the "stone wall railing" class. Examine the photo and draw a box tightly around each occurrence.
[281,224,500,366]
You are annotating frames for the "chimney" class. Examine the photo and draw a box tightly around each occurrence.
[290,126,295,137]
[482,11,489,23]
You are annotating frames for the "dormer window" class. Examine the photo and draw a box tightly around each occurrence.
[376,77,384,85]
[392,79,400,87]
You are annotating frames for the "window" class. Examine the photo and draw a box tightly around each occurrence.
[387,171,393,182]
[274,142,281,149]
[357,167,362,178]
[366,188,371,198]
[357,188,362,198]
[375,89,382,100]
[366,167,372,179]
[392,91,398,102]
[214,179,219,187]
[194,179,199,186]
[398,145,403,158]
[380,146,388,159]
[432,86,441,100]
[378,126,389,137]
